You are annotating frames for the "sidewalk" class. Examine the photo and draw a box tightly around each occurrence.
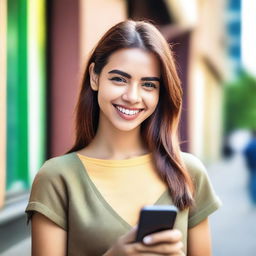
[208,154,256,256]
[1,237,30,256]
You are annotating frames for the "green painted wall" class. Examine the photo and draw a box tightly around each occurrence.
[7,0,29,191]
[6,0,46,193]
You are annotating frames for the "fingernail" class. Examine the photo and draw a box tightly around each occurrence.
[172,229,182,238]
[143,236,152,244]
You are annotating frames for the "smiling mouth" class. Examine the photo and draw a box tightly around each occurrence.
[113,104,144,116]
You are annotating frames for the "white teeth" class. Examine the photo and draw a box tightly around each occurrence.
[115,106,140,116]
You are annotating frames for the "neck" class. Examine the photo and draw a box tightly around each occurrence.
[82,119,148,160]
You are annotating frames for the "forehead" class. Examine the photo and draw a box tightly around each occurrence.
[102,48,161,77]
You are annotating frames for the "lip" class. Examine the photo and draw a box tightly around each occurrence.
[113,104,144,121]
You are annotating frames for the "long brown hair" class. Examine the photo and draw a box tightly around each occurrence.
[68,20,194,210]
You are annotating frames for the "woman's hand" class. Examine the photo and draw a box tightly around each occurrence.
[104,227,184,256]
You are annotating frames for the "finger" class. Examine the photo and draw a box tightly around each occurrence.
[122,226,138,243]
[133,241,183,255]
[143,229,182,245]
[123,244,163,256]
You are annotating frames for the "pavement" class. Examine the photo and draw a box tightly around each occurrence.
[0,237,30,256]
[208,154,256,256]
[2,154,256,256]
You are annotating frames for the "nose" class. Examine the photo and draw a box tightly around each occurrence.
[121,84,142,104]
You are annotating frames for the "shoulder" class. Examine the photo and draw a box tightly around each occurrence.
[181,153,222,227]
[180,152,207,178]
[180,152,220,205]
[35,153,79,180]
[43,153,77,168]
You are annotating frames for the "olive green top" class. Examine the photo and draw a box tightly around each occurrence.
[25,152,221,256]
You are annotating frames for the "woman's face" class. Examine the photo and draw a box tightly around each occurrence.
[90,48,161,132]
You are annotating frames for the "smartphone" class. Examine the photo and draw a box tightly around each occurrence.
[135,205,178,242]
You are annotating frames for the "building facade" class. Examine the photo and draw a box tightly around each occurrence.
[0,0,227,253]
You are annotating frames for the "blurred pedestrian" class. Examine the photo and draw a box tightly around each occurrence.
[244,130,256,205]
[222,136,234,158]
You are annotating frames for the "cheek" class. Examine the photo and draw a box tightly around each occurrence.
[97,86,121,109]
[97,89,108,111]
[147,91,160,112]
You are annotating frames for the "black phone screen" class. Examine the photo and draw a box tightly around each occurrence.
[135,205,178,242]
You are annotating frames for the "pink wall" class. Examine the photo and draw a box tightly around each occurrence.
[48,0,80,157]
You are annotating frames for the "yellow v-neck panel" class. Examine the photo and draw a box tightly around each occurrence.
[77,153,167,226]
[77,153,153,167]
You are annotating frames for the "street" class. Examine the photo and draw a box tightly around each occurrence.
[209,154,256,256]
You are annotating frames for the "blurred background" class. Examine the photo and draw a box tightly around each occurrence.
[0,0,256,255]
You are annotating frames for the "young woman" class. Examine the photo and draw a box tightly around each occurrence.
[26,20,221,256]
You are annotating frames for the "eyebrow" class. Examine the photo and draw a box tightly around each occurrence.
[141,77,160,82]
[108,69,160,82]
[108,69,131,79]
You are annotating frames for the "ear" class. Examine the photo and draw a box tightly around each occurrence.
[89,63,99,91]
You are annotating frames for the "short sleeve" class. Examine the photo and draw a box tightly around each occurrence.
[184,154,222,229]
[25,159,68,230]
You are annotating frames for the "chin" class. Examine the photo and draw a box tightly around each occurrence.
[113,122,141,132]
